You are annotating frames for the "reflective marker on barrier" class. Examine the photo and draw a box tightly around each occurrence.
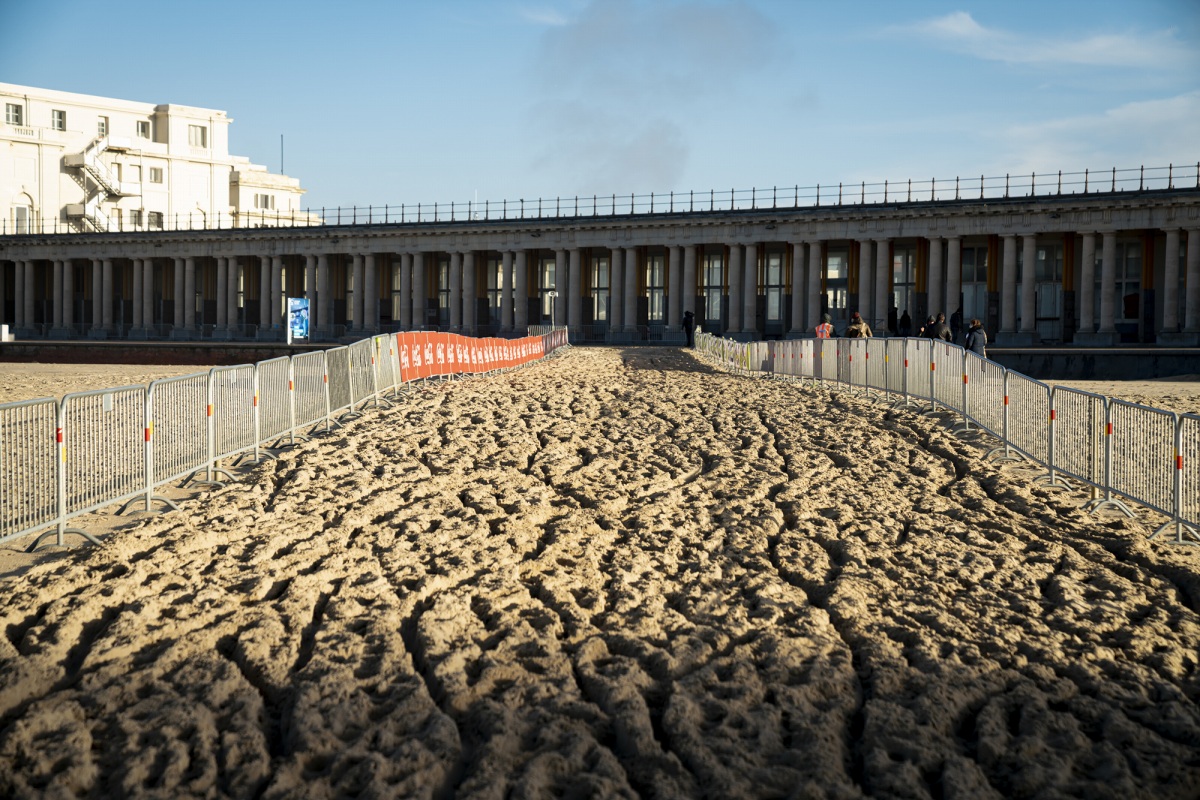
[963,374,968,385]
[1050,409,1056,421]
[289,380,294,391]
[1179,453,1184,470]
[253,393,259,407]
[1004,395,1009,405]
[144,426,151,442]
[56,427,63,443]
[207,404,213,416]
[1107,422,1113,435]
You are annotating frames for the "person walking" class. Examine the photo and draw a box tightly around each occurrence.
[682,310,696,348]
[844,311,872,338]
[898,310,912,337]
[964,318,988,358]
[950,308,964,344]
[931,312,953,342]
[815,313,835,339]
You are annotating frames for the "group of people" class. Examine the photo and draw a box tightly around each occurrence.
[815,308,988,357]
[681,306,987,358]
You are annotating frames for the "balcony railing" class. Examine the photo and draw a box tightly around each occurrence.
[3,161,1197,237]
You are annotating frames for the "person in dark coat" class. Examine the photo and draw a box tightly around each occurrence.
[931,313,953,342]
[682,310,696,348]
[964,318,988,357]
[950,308,964,344]
[898,310,912,337]
[919,315,937,338]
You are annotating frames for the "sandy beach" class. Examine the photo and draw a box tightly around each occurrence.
[1,347,1199,798]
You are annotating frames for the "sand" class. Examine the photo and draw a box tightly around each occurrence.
[1,348,1199,798]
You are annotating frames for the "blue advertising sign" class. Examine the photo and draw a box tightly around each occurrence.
[288,297,310,341]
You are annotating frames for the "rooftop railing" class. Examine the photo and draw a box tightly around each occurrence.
[3,161,1197,237]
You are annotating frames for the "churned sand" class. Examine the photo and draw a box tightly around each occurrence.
[1,347,1199,798]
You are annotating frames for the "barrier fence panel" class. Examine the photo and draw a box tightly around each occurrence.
[1049,386,1108,491]
[0,399,58,546]
[865,339,887,397]
[61,386,147,519]
[931,341,962,414]
[905,338,933,407]
[376,334,400,395]
[256,356,293,447]
[1179,414,1200,539]
[1004,372,1052,466]
[325,347,353,414]
[884,339,906,400]
[1109,400,1178,521]
[347,338,376,408]
[149,373,208,489]
[813,339,834,381]
[292,350,330,432]
[210,365,257,466]
[961,352,1005,438]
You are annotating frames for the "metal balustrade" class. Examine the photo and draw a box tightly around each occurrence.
[696,331,1200,544]
[0,331,569,551]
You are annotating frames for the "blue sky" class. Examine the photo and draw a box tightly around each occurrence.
[4,0,1197,211]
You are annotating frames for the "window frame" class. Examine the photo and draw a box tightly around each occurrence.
[51,109,66,131]
[6,103,23,126]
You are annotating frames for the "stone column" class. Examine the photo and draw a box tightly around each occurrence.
[183,257,196,332]
[399,253,412,330]
[352,254,366,331]
[1079,234,1096,334]
[1099,232,1117,334]
[142,259,154,332]
[318,254,332,335]
[875,239,890,334]
[215,257,227,330]
[610,248,624,333]
[411,252,425,330]
[225,258,238,334]
[52,259,64,331]
[743,243,757,335]
[500,251,514,332]
[667,245,682,331]
[1020,235,1037,335]
[1161,229,1180,334]
[462,251,476,334]
[102,258,115,332]
[556,249,569,329]
[807,241,823,336]
[513,251,528,332]
[0,261,7,327]
[98,259,109,332]
[258,257,270,334]
[789,243,805,336]
[132,258,144,330]
[365,254,379,332]
[267,257,281,331]
[569,248,583,335]
[1000,235,1017,334]
[64,259,75,330]
[1185,230,1200,334]
[858,240,873,322]
[927,237,943,320]
[448,252,462,332]
[304,255,318,332]
[623,247,637,334]
[11,260,23,329]
[946,237,962,320]
[683,245,697,317]
[727,245,743,334]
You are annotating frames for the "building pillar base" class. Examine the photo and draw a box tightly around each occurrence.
[1073,331,1122,346]
[88,328,109,340]
[170,328,194,341]
[49,327,73,339]
[127,328,150,341]
[996,331,1039,346]
[1156,331,1200,347]
[211,328,233,341]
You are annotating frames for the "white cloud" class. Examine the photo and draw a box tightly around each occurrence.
[901,11,1197,70]
[520,6,569,26]
[989,91,1200,174]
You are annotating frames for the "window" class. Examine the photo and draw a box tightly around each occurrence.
[646,252,665,322]
[97,116,108,136]
[1115,241,1141,323]
[14,205,31,234]
[5,103,22,125]
[486,256,501,323]
[254,193,275,210]
[539,256,557,321]
[51,109,66,131]
[961,245,989,326]
[763,250,785,323]
[1035,243,1064,342]
[591,255,609,323]
[148,211,164,229]
[188,124,207,148]
[149,167,163,184]
[702,250,724,326]
[824,248,850,326]
[437,256,449,325]
[129,209,143,228]
[137,120,150,139]
[891,247,916,327]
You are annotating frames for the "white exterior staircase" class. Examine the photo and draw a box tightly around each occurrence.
[64,136,135,231]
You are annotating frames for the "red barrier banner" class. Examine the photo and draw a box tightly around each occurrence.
[398,332,417,383]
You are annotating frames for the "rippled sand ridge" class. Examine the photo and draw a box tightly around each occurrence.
[1,347,1198,798]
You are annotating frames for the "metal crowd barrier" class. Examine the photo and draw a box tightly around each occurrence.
[0,330,568,551]
[697,333,1200,545]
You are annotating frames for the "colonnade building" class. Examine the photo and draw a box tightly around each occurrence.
[2,172,1199,347]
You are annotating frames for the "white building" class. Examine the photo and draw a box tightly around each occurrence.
[1,83,317,234]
